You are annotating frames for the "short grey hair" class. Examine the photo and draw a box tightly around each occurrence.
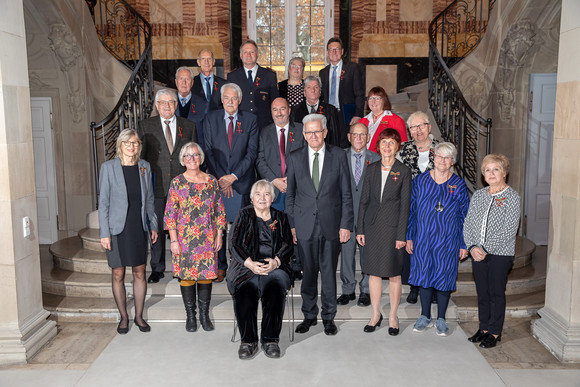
[155,88,177,103]
[303,75,322,89]
[115,129,141,161]
[197,49,214,61]
[302,113,327,130]
[250,179,275,201]
[407,111,430,127]
[179,142,205,166]
[221,83,243,101]
[288,56,306,77]
[175,66,195,80]
[434,142,457,164]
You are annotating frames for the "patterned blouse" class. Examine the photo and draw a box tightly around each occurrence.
[397,137,440,179]
[463,186,520,256]
[287,83,304,107]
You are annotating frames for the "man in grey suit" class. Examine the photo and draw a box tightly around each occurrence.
[138,88,197,283]
[337,123,380,307]
[286,114,353,336]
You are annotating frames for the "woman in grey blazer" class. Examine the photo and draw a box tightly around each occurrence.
[99,129,158,334]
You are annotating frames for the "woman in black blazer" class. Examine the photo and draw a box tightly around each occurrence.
[278,57,305,107]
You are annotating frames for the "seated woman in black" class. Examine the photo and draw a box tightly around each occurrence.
[227,179,293,360]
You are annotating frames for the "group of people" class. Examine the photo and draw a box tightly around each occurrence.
[96,36,521,360]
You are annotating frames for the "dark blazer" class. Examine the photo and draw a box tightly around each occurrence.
[319,61,365,119]
[290,100,341,147]
[202,109,258,195]
[345,148,381,228]
[98,158,157,238]
[192,74,227,112]
[256,121,305,199]
[227,66,279,129]
[138,115,197,198]
[174,93,208,150]
[227,206,294,292]
[285,145,353,240]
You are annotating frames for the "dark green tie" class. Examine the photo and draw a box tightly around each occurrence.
[312,152,319,191]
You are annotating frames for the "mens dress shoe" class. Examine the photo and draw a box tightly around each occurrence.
[133,318,151,332]
[322,319,338,335]
[117,319,129,334]
[293,270,303,281]
[337,293,356,305]
[147,271,164,283]
[479,334,501,348]
[261,342,281,358]
[357,293,371,306]
[295,318,317,334]
[406,286,419,304]
[364,314,383,333]
[238,342,259,360]
[215,269,226,283]
[468,329,489,343]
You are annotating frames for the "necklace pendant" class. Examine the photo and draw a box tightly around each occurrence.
[435,201,444,212]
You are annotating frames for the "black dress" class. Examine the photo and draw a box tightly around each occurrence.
[106,165,148,268]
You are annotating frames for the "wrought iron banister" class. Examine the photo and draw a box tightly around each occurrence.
[86,0,154,206]
[428,0,495,190]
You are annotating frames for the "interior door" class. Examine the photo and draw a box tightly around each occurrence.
[31,97,59,244]
[524,73,556,245]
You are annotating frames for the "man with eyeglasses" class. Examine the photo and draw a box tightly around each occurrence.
[337,122,381,307]
[138,88,197,283]
[227,39,279,129]
[286,113,353,336]
[290,75,341,147]
[319,37,365,148]
[203,83,258,282]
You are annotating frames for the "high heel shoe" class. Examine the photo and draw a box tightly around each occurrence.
[363,314,383,333]
[388,316,399,336]
[134,318,151,332]
[117,319,129,335]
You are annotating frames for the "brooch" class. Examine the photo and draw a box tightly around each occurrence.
[236,122,242,134]
[139,167,146,176]
[317,105,324,114]
[178,127,183,138]
[495,197,506,207]
[366,160,370,166]
[254,76,261,87]
[190,104,196,114]
[213,81,219,92]
[448,184,457,194]
[269,220,278,231]
[390,171,400,181]
[340,70,345,80]
[288,132,295,142]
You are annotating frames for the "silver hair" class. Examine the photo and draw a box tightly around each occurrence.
[407,111,430,127]
[174,66,195,81]
[434,142,458,164]
[250,179,275,201]
[115,129,141,161]
[303,75,322,89]
[287,56,306,77]
[302,113,327,130]
[197,49,214,61]
[221,83,243,101]
[155,88,178,103]
[179,142,205,166]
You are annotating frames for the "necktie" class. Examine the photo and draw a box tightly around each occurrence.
[310,104,316,114]
[164,120,174,154]
[247,70,253,87]
[312,152,319,192]
[279,128,286,177]
[354,153,362,186]
[227,116,234,150]
[330,66,337,107]
[205,77,211,102]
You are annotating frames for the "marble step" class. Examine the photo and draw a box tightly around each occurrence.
[453,290,545,321]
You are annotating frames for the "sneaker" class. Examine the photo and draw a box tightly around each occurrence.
[435,318,449,336]
[412,315,433,332]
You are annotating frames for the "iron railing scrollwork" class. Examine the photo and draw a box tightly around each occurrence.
[85,0,154,206]
[428,0,495,190]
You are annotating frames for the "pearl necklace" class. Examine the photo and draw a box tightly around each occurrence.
[488,185,507,195]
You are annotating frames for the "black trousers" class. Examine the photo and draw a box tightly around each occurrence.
[233,269,291,343]
[472,254,514,335]
[150,197,167,273]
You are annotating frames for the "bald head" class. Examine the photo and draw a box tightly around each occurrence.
[271,97,290,127]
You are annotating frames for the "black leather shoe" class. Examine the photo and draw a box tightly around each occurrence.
[337,293,355,305]
[295,318,317,334]
[117,319,129,334]
[468,329,489,343]
[322,319,337,335]
[406,286,419,304]
[147,271,164,283]
[293,270,303,281]
[134,318,151,332]
[357,293,371,306]
[363,314,383,333]
[261,342,281,358]
[238,342,259,360]
[479,334,501,348]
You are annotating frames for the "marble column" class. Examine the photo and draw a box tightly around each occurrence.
[0,0,57,365]
[531,0,580,363]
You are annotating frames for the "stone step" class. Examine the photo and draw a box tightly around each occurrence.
[78,228,104,252]
[457,236,534,273]
[453,290,545,321]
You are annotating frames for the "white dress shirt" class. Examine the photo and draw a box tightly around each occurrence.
[159,115,176,147]
[308,144,326,178]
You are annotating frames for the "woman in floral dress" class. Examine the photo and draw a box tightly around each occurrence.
[165,142,226,332]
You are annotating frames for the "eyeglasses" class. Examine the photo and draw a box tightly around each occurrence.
[304,129,325,136]
[368,96,382,101]
[290,64,303,69]
[328,48,342,53]
[123,141,140,148]
[409,123,430,131]
[156,100,176,106]
[349,133,367,138]
[183,153,201,160]
[434,155,453,161]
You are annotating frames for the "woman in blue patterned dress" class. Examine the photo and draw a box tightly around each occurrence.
[406,142,470,336]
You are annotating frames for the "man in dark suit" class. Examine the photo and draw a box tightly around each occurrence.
[290,75,341,147]
[227,39,278,129]
[286,114,353,335]
[191,49,227,113]
[138,88,197,283]
[319,37,365,148]
[337,122,381,307]
[203,83,258,282]
[174,66,208,149]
